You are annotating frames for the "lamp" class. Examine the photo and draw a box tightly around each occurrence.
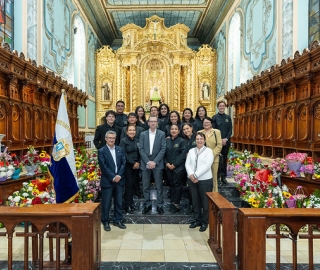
[0,134,5,152]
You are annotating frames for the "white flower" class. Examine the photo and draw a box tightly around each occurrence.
[28,187,33,191]
[83,180,88,185]
[13,196,21,202]
[22,192,29,197]
[8,196,12,200]
[0,167,5,172]
[22,182,28,186]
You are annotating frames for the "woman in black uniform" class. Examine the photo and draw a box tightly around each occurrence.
[119,125,140,213]
[164,124,187,213]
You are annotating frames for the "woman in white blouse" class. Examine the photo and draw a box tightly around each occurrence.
[185,132,214,232]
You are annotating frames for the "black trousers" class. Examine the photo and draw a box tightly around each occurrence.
[124,164,139,207]
[219,144,230,178]
[165,169,184,205]
[188,178,213,226]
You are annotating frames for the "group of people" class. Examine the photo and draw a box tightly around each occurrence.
[94,100,232,232]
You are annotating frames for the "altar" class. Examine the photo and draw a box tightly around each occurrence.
[95,15,217,124]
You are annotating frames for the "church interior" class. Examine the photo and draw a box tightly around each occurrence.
[0,0,320,269]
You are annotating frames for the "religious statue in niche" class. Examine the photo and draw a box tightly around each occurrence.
[201,82,210,100]
[146,59,165,103]
[102,82,111,100]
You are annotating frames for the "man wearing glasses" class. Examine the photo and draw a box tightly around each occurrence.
[98,130,126,231]
[138,116,166,215]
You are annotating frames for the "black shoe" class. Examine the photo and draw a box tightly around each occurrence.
[125,206,133,214]
[142,205,152,214]
[103,223,111,231]
[113,222,126,229]
[157,207,164,215]
[199,225,207,232]
[189,222,201,229]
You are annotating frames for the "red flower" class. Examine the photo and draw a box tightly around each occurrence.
[290,171,297,178]
[32,197,43,205]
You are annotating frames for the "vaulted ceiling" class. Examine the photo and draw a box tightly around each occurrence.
[77,0,234,48]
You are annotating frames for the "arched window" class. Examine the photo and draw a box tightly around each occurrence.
[309,0,320,45]
[73,15,86,91]
[227,12,241,91]
[0,0,13,48]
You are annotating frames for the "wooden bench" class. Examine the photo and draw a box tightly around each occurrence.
[0,203,101,270]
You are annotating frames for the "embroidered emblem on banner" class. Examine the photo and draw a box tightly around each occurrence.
[52,139,70,161]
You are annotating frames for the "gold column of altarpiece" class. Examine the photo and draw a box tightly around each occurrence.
[95,15,216,125]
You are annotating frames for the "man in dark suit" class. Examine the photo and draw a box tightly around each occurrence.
[98,130,126,231]
[138,116,166,215]
[93,110,121,148]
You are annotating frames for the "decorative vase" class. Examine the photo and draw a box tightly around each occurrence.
[287,161,302,177]
[286,199,296,208]
[304,173,313,181]
[11,168,21,180]
[0,176,7,182]
[25,165,38,176]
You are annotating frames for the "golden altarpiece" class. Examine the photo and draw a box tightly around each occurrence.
[95,15,216,124]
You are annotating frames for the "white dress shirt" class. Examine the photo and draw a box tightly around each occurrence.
[108,145,117,173]
[149,129,156,155]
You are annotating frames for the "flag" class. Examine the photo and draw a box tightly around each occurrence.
[49,89,79,203]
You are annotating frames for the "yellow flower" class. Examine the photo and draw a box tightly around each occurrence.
[268,174,273,183]
[245,163,251,168]
[251,200,259,208]
[39,152,46,158]
[87,194,93,198]
[283,191,291,199]
[75,161,82,169]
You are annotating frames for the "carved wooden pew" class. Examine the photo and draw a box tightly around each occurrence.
[238,208,320,270]
[207,192,237,270]
[0,203,101,270]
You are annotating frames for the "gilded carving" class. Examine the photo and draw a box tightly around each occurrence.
[95,16,217,124]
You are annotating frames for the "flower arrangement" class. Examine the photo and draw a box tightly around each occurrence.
[144,102,151,113]
[314,161,320,179]
[22,146,40,166]
[10,153,23,170]
[39,150,51,173]
[309,189,320,208]
[285,152,308,162]
[270,158,288,174]
[75,147,101,202]
[0,147,15,179]
[300,156,314,175]
[7,179,55,207]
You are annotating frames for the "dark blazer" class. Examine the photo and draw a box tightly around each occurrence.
[138,129,166,171]
[212,113,232,142]
[93,123,121,148]
[98,145,126,188]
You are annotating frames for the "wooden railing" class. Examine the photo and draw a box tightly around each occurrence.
[207,192,237,270]
[237,208,320,270]
[0,203,101,270]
